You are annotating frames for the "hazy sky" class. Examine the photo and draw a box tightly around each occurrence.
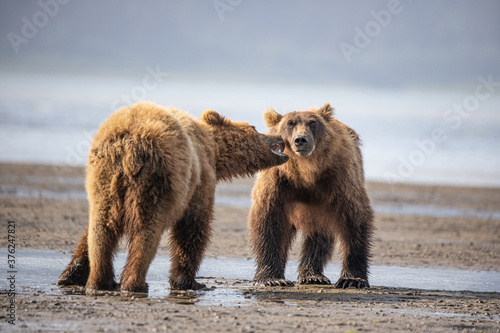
[1,0,499,89]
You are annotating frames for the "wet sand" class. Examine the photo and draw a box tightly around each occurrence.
[1,162,499,332]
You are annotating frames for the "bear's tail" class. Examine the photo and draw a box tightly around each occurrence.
[110,137,170,233]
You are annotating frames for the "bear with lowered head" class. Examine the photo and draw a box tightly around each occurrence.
[58,101,288,293]
[249,103,374,288]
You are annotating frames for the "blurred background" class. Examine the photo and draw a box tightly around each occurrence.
[1,0,499,186]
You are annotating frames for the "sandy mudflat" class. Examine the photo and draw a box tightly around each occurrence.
[1,162,499,332]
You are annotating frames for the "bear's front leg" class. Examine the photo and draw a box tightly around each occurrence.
[297,233,334,285]
[335,200,373,289]
[57,227,90,287]
[335,231,371,289]
[249,186,295,287]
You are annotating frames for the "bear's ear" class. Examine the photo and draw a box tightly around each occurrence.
[263,108,282,128]
[316,103,334,120]
[201,110,227,126]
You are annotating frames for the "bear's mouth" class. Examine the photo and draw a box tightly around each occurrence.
[292,147,314,157]
[270,142,287,156]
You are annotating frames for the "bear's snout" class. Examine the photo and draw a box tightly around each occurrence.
[292,134,314,156]
[294,135,309,148]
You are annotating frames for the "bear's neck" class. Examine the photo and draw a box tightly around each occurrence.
[212,131,254,182]
[281,154,328,187]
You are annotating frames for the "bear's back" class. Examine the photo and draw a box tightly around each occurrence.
[90,102,215,162]
[87,102,217,197]
[93,102,189,146]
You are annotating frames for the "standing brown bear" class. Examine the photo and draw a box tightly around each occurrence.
[249,103,374,288]
[57,101,288,293]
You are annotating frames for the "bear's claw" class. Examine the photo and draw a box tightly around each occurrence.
[253,278,294,287]
[298,274,331,285]
[85,280,119,296]
[120,282,148,294]
[334,277,369,289]
[57,257,90,287]
[170,279,206,291]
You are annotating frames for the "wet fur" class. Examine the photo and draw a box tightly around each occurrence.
[58,101,288,293]
[249,103,374,288]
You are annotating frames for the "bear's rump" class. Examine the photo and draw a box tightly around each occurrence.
[86,107,205,230]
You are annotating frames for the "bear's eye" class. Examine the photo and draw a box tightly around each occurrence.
[308,120,317,127]
[287,120,295,127]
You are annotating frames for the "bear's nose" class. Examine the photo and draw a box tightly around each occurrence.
[294,135,309,148]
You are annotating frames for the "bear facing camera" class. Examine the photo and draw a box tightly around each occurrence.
[249,103,374,288]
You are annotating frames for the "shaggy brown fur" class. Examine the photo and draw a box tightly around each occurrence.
[58,101,288,293]
[249,103,374,288]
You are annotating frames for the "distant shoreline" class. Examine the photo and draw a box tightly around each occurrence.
[0,160,499,190]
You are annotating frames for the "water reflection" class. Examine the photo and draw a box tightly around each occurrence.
[2,250,499,307]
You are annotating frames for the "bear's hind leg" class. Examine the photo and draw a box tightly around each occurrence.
[298,233,334,285]
[57,227,90,286]
[86,223,121,293]
[168,205,212,291]
[120,225,163,293]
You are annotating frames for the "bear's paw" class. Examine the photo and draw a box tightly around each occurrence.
[57,257,90,287]
[298,273,331,285]
[253,277,294,287]
[170,278,207,291]
[334,277,370,289]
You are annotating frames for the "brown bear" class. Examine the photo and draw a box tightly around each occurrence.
[249,103,374,288]
[57,101,288,293]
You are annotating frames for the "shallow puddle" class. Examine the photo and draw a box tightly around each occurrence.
[1,250,499,307]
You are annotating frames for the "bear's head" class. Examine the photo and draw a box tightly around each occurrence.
[263,103,334,157]
[201,110,289,181]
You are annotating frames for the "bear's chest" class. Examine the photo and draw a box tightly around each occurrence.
[284,192,337,235]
